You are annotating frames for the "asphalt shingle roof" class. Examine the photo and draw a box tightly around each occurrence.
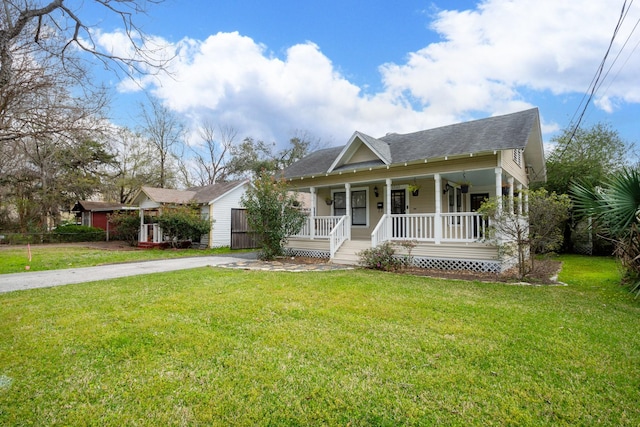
[138,181,247,205]
[188,180,248,204]
[141,187,196,204]
[283,108,539,179]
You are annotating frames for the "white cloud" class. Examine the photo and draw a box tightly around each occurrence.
[380,0,640,116]
[121,31,434,145]
[99,1,640,147]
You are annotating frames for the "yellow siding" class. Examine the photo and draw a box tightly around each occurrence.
[501,149,528,187]
[350,143,378,163]
[289,154,499,189]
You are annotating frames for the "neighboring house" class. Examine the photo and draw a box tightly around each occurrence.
[281,108,546,272]
[72,201,137,233]
[131,180,250,248]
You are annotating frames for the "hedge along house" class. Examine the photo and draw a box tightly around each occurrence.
[132,180,250,248]
[281,108,546,272]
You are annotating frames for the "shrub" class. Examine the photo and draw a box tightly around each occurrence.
[52,224,105,242]
[241,172,306,261]
[156,205,211,248]
[109,212,141,246]
[358,241,403,271]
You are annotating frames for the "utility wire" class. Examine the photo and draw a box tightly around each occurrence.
[561,0,633,154]
[596,16,640,103]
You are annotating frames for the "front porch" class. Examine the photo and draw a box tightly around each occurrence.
[286,212,508,273]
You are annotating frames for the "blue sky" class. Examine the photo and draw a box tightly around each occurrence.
[90,0,640,152]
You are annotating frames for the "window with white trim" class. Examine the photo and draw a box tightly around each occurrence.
[333,190,368,226]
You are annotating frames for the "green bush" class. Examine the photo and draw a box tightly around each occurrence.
[241,172,306,261]
[109,212,141,246]
[52,224,105,242]
[156,205,211,248]
[357,241,403,271]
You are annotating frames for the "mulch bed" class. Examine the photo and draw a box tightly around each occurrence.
[287,256,564,285]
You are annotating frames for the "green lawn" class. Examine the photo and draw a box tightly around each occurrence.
[1,255,639,426]
[0,245,234,274]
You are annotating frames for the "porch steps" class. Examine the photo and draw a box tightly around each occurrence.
[331,240,371,266]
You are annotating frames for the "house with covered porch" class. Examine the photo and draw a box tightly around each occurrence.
[281,108,546,272]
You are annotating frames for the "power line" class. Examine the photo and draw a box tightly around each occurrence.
[561,0,634,153]
[596,16,640,102]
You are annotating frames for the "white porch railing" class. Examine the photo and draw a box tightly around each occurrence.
[294,215,343,239]
[140,223,161,243]
[371,214,391,247]
[441,213,489,242]
[371,212,488,246]
[371,214,437,246]
[329,216,350,259]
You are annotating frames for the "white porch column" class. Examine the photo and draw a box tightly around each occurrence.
[508,177,515,214]
[385,178,392,215]
[310,187,316,239]
[517,184,523,216]
[345,183,351,226]
[434,173,442,244]
[524,190,529,215]
[139,208,144,242]
[495,168,503,215]
[344,183,352,240]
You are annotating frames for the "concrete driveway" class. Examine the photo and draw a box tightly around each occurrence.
[0,253,257,294]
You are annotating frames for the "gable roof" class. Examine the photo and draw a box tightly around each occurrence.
[328,131,392,173]
[188,180,249,204]
[136,180,249,206]
[140,186,196,204]
[283,108,542,179]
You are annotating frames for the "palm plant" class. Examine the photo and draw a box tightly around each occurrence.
[571,168,640,295]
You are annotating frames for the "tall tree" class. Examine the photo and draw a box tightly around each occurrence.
[0,0,167,89]
[227,132,320,179]
[105,127,157,203]
[227,137,277,179]
[189,122,237,185]
[138,97,184,188]
[544,123,629,195]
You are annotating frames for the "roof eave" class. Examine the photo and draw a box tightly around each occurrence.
[207,180,249,205]
[287,151,503,182]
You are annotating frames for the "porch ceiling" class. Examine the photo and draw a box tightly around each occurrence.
[440,169,495,187]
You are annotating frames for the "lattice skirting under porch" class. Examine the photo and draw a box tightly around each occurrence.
[286,248,516,273]
[407,256,513,274]
[285,248,330,260]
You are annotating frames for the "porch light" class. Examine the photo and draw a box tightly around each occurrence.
[443,183,453,194]
[374,186,379,198]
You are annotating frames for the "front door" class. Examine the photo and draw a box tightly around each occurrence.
[470,193,489,238]
[391,189,406,237]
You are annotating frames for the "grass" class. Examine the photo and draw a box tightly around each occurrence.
[1,255,639,425]
[0,244,234,274]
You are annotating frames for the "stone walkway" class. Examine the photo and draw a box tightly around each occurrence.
[220,260,353,272]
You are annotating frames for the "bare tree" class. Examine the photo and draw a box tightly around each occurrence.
[190,122,237,186]
[0,0,167,89]
[104,126,157,203]
[138,97,184,188]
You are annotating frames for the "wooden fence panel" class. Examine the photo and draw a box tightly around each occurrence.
[230,208,260,250]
